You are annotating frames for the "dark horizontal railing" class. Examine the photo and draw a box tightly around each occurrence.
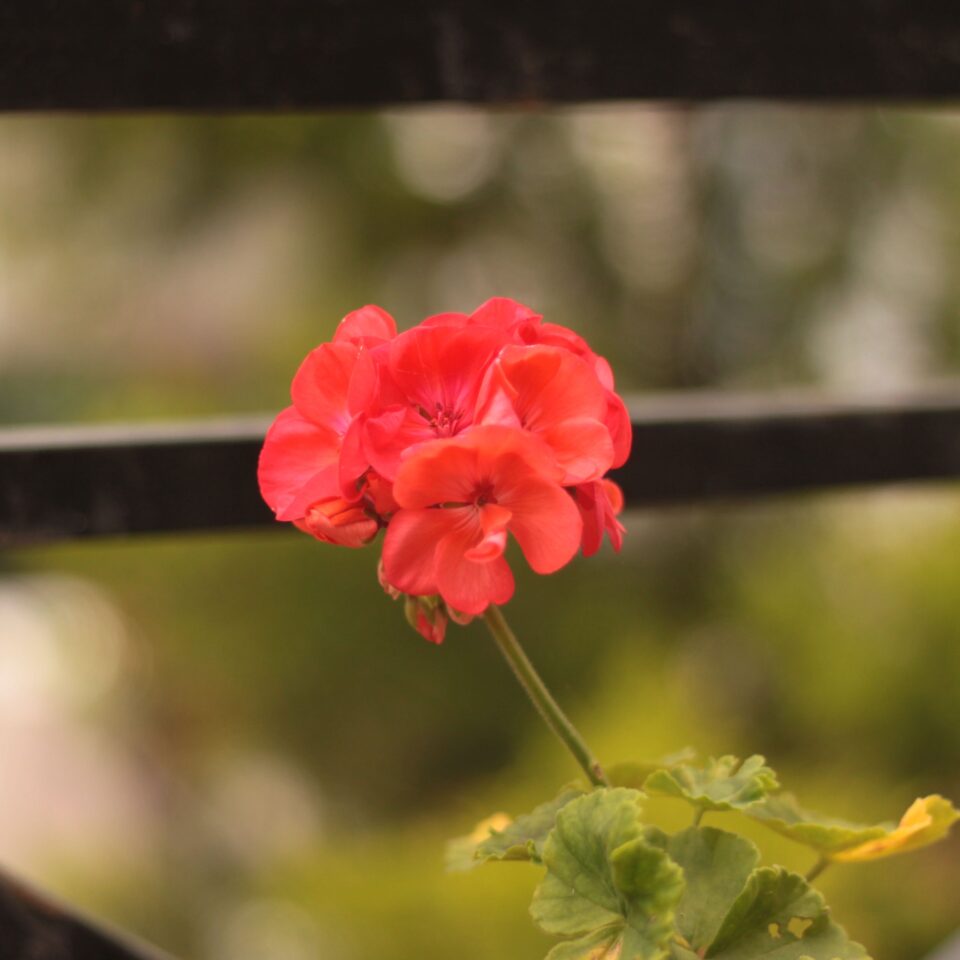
[3,388,960,547]
[3,1,960,111]
[0,869,172,960]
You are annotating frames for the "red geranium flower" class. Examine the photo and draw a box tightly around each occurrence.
[258,299,630,641]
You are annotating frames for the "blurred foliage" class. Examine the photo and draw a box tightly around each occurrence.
[2,107,960,959]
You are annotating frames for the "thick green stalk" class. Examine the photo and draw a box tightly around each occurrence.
[482,605,609,788]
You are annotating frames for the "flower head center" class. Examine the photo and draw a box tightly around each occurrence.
[475,482,496,507]
[423,402,464,437]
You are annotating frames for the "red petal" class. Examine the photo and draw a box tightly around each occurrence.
[540,417,615,484]
[469,425,559,483]
[388,324,506,419]
[436,524,515,615]
[575,480,626,556]
[575,482,603,557]
[601,481,626,552]
[464,503,512,562]
[392,437,482,509]
[499,478,582,574]
[521,320,594,362]
[475,357,523,428]
[333,305,397,345]
[494,345,608,425]
[338,417,369,499]
[346,346,381,416]
[594,356,615,391]
[276,466,342,522]
[469,297,541,330]
[605,392,632,468]
[364,406,436,482]
[601,478,624,515]
[257,407,340,519]
[381,507,463,596]
[290,341,358,433]
[420,311,470,328]
[364,472,399,517]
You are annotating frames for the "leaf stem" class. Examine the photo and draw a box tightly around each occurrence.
[692,807,705,827]
[805,857,831,883]
[482,605,609,788]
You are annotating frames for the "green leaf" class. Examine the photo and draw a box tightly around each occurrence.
[543,927,626,960]
[605,749,697,790]
[477,787,588,864]
[531,789,647,937]
[445,813,515,871]
[644,755,779,813]
[446,786,586,871]
[531,789,684,960]
[666,827,760,951]
[705,867,870,959]
[744,794,889,856]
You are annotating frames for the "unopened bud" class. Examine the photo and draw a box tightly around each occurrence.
[295,497,378,548]
[402,595,449,645]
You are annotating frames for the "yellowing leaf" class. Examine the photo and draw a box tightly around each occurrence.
[831,795,959,863]
[746,792,959,864]
[745,794,889,855]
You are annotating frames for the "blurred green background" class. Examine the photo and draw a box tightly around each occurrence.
[1,107,959,959]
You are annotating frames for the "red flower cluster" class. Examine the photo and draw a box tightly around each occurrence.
[258,298,630,641]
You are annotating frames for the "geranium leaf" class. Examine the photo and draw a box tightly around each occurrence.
[446,812,515,871]
[531,789,647,937]
[446,786,587,871]
[644,755,779,813]
[605,749,697,790]
[666,827,760,951]
[744,794,890,856]
[542,926,625,960]
[705,867,870,959]
[830,794,959,863]
[476,787,588,865]
[531,789,684,960]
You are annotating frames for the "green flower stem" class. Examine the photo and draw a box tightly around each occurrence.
[805,857,831,883]
[482,605,609,788]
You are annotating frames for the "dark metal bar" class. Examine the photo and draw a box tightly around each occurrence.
[0,417,274,546]
[616,389,960,505]
[0,867,174,960]
[3,389,960,546]
[3,1,960,111]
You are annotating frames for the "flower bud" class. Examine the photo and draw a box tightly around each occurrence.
[295,497,378,548]
[404,595,449,644]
